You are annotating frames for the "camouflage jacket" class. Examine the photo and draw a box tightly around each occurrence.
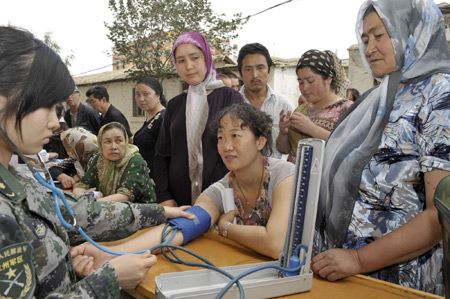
[0,163,165,299]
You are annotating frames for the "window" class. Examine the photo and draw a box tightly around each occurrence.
[132,87,145,117]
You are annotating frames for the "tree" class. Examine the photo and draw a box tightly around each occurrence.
[43,31,75,67]
[106,0,248,81]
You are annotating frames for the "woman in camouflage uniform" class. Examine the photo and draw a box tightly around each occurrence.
[0,26,193,299]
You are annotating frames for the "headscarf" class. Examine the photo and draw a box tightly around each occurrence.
[136,76,167,107]
[296,49,349,99]
[171,32,224,203]
[97,122,139,196]
[61,127,98,177]
[317,0,450,247]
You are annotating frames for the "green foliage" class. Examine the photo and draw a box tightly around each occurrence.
[106,0,247,81]
[43,31,75,68]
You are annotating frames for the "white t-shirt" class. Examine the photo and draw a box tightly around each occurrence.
[203,157,295,213]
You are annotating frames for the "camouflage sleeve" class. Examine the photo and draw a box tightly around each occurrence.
[67,193,165,244]
[43,263,120,299]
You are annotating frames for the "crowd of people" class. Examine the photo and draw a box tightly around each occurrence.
[0,0,449,297]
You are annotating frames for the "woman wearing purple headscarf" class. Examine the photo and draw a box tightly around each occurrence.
[154,32,243,207]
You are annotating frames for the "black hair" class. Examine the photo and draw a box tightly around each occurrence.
[0,26,75,133]
[136,77,167,107]
[56,103,65,118]
[210,102,273,156]
[346,88,360,101]
[101,122,127,139]
[86,86,109,102]
[297,65,337,92]
[237,43,273,76]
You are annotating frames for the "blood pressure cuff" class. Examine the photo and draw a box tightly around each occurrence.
[167,206,211,245]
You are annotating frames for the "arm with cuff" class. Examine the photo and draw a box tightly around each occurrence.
[98,193,221,253]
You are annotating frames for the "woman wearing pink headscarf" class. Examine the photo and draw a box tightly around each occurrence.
[154,32,243,207]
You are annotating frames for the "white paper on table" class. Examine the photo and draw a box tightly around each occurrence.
[221,188,237,224]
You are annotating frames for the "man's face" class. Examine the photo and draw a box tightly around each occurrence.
[87,94,104,113]
[240,54,269,94]
[65,92,81,108]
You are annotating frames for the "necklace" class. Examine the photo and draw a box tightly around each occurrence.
[234,163,265,209]
[146,111,162,129]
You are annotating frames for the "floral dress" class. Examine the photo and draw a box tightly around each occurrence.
[230,157,272,226]
[209,157,271,236]
[287,99,352,162]
[316,73,450,295]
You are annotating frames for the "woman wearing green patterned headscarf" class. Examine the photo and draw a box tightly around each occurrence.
[73,122,156,203]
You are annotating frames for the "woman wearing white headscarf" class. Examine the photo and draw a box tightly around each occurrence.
[312,0,450,295]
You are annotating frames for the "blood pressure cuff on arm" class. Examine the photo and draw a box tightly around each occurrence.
[167,206,211,245]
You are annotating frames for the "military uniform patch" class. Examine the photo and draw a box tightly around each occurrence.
[34,224,46,239]
[0,242,35,299]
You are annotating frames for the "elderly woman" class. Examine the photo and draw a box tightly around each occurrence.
[312,0,450,295]
[276,49,352,162]
[73,122,156,203]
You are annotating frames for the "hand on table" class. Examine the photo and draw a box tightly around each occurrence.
[311,248,362,281]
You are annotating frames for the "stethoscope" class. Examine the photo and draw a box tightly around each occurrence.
[0,126,307,298]
[0,125,179,256]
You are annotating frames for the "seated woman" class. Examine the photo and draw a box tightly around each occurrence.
[73,122,156,203]
[312,0,450,295]
[276,49,352,163]
[49,127,98,189]
[72,102,295,274]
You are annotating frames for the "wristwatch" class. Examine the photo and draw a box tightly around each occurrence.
[222,222,232,238]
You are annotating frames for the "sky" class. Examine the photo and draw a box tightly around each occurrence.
[0,0,367,76]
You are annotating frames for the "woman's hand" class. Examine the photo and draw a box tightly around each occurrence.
[279,109,292,135]
[72,254,95,278]
[71,243,116,276]
[57,173,76,189]
[218,210,239,234]
[164,205,196,220]
[289,112,316,135]
[109,251,157,289]
[71,245,157,290]
[311,249,362,281]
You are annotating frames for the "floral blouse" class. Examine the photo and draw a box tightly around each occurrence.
[326,74,450,295]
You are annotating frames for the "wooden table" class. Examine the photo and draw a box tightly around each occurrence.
[103,230,443,299]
